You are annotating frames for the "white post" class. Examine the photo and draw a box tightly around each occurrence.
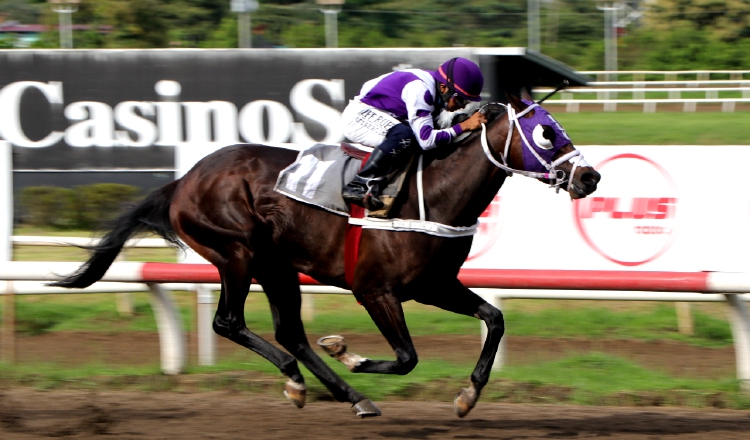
[238,12,251,48]
[147,283,186,375]
[196,284,216,365]
[725,294,750,392]
[527,0,540,52]
[49,0,79,49]
[232,0,259,48]
[596,2,620,82]
[676,302,694,335]
[301,293,315,323]
[317,0,344,48]
[0,141,14,364]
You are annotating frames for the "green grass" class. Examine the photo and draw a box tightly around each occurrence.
[553,111,750,145]
[2,351,747,409]
[4,293,734,348]
[493,352,750,408]
[504,304,733,347]
[12,293,194,335]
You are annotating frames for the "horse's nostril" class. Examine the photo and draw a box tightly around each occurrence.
[581,171,601,186]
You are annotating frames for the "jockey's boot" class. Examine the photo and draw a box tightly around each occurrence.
[342,148,395,210]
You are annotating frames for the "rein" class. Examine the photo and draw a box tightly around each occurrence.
[479,102,584,197]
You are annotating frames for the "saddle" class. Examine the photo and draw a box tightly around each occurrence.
[273,143,414,219]
[340,143,414,218]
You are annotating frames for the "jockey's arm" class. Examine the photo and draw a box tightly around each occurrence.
[402,82,464,150]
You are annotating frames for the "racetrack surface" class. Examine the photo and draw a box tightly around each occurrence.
[1,389,750,439]
[3,332,748,438]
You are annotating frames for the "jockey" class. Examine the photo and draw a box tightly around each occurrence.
[341,57,488,210]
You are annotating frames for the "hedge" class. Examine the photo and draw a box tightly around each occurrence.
[19,183,141,230]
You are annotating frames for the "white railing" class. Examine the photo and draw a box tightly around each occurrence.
[537,70,750,112]
[11,235,169,248]
[580,70,750,81]
[2,259,750,391]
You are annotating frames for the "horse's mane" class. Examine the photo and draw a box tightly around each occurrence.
[430,103,507,161]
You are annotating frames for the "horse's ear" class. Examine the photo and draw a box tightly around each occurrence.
[520,88,534,102]
[505,90,528,112]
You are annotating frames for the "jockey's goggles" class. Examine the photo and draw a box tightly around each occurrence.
[451,92,469,108]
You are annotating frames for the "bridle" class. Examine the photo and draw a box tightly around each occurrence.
[478,102,584,197]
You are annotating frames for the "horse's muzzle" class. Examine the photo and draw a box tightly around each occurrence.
[570,169,601,199]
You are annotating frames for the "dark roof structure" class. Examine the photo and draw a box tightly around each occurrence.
[474,47,592,102]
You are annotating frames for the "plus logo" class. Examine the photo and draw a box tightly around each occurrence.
[573,154,679,266]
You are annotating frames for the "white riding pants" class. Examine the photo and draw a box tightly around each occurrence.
[341,100,401,148]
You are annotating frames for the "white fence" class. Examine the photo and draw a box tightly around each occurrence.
[537,69,750,112]
[2,260,750,391]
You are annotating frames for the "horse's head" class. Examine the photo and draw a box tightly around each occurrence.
[484,90,600,200]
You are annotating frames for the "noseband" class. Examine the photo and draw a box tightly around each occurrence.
[479,102,585,197]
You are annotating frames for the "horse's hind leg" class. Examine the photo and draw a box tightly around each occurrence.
[211,253,309,408]
[256,257,380,417]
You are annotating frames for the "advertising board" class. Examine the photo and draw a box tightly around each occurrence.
[464,145,750,273]
[0,48,471,171]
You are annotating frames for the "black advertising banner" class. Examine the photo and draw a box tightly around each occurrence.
[0,48,472,171]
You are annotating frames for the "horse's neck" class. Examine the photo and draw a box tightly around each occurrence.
[415,124,509,227]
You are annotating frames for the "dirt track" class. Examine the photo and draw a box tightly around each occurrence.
[2,332,748,439]
[2,389,750,439]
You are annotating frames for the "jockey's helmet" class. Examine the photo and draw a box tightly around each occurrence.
[431,57,484,103]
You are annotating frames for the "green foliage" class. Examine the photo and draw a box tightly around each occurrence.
[19,183,140,230]
[201,16,236,48]
[19,186,77,228]
[0,0,46,24]
[72,183,140,230]
[0,35,15,48]
[3,0,749,70]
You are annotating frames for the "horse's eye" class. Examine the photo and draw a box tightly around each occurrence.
[532,124,554,150]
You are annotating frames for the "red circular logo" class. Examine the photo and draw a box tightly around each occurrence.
[573,153,679,266]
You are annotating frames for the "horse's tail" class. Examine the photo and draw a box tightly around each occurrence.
[49,180,184,288]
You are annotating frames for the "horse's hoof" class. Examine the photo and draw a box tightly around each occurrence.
[351,399,381,418]
[317,335,348,357]
[454,385,478,418]
[283,380,306,409]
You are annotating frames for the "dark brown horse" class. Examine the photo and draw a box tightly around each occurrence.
[53,91,600,418]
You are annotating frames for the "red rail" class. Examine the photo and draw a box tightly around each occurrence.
[139,263,711,292]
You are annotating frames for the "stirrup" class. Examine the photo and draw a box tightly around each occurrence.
[363,191,384,211]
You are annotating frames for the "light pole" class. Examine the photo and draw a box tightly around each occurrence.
[48,0,80,49]
[317,0,345,48]
[527,0,540,52]
[231,0,259,48]
[596,1,622,80]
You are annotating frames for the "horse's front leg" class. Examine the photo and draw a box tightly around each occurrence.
[320,288,419,376]
[412,277,505,418]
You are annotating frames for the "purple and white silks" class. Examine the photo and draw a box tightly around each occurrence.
[353,69,462,150]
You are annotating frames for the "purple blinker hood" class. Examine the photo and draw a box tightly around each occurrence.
[518,100,572,173]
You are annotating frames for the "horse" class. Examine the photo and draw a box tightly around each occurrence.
[52,90,600,418]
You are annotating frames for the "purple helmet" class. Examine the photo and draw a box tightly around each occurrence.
[430,57,484,102]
